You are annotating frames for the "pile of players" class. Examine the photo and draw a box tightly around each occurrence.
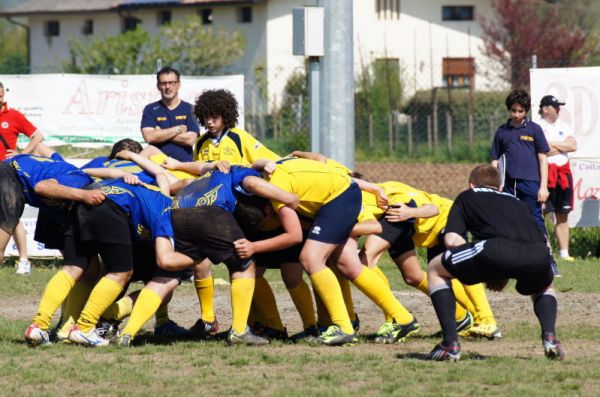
[0,88,562,361]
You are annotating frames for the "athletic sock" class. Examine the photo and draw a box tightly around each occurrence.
[252,276,285,330]
[533,293,558,335]
[102,295,134,322]
[334,268,357,322]
[76,277,123,333]
[451,279,475,320]
[62,281,94,326]
[313,288,332,327]
[287,280,316,329]
[352,266,413,324]
[155,303,169,327]
[33,270,76,330]
[430,284,458,343]
[463,283,496,325]
[194,276,215,322]
[310,268,353,334]
[372,266,393,322]
[231,278,255,334]
[122,288,162,338]
[414,275,429,294]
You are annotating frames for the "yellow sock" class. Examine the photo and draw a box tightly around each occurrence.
[194,277,215,322]
[414,275,429,294]
[352,267,413,324]
[334,268,357,321]
[372,266,393,322]
[155,303,169,326]
[122,288,162,338]
[252,276,285,330]
[314,289,331,327]
[287,280,316,329]
[62,281,94,327]
[310,268,353,334]
[464,283,496,325]
[102,296,134,321]
[76,277,123,333]
[451,279,475,321]
[231,278,255,334]
[33,270,75,330]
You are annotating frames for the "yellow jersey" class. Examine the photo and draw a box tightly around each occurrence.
[193,127,280,165]
[149,153,197,180]
[266,157,352,218]
[362,181,453,248]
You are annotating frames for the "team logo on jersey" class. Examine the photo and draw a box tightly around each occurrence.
[195,184,222,207]
[137,224,151,240]
[100,185,134,197]
[1,121,8,129]
[310,225,321,235]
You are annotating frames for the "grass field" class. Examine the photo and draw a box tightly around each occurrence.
[1,257,599,396]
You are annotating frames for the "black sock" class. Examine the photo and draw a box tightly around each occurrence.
[533,294,557,335]
[430,287,457,343]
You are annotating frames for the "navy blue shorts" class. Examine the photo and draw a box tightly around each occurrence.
[503,178,546,234]
[307,183,361,244]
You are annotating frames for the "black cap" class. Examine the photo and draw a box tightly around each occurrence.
[540,95,565,107]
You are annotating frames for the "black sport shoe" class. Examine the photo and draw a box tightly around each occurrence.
[456,311,474,334]
[543,332,564,360]
[374,318,420,344]
[252,323,289,341]
[97,318,120,341]
[427,341,461,361]
[351,314,360,332]
[303,324,320,337]
[190,318,219,339]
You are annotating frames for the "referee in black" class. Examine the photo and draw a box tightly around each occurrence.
[426,164,563,361]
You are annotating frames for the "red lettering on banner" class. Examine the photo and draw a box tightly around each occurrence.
[573,177,600,200]
[63,80,92,115]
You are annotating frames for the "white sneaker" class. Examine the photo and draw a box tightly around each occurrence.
[68,325,109,347]
[16,259,31,275]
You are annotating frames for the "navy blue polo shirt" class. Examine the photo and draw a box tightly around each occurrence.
[490,119,549,181]
[140,100,200,162]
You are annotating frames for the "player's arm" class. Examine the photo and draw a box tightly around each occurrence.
[116,150,178,186]
[490,159,499,168]
[168,178,194,195]
[141,125,185,145]
[289,150,327,163]
[19,130,45,155]
[444,232,467,248]
[537,152,549,202]
[353,178,388,207]
[241,175,299,210]
[162,157,230,175]
[34,179,105,206]
[350,219,382,237]
[234,206,303,259]
[385,203,439,222]
[251,159,277,175]
[83,168,141,185]
[155,236,195,271]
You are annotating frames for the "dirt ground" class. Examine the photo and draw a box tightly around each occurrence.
[3,279,598,359]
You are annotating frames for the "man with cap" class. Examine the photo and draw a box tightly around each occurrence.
[537,95,577,261]
[0,81,45,274]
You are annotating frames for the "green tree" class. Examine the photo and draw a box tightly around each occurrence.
[0,19,27,73]
[65,16,245,75]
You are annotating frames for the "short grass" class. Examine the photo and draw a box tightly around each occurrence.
[0,256,599,396]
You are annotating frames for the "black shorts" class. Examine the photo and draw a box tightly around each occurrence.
[377,218,416,259]
[545,174,574,214]
[172,206,252,272]
[0,162,25,234]
[252,228,305,269]
[441,238,553,295]
[131,242,192,283]
[77,200,132,245]
[35,207,78,250]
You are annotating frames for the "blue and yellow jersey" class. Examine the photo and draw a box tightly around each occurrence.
[173,165,260,212]
[193,127,280,165]
[266,157,352,218]
[9,153,93,209]
[96,179,174,241]
[148,153,198,180]
[362,181,453,248]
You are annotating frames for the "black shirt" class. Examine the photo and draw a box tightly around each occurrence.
[446,187,546,243]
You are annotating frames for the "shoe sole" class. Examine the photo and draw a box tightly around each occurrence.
[69,333,109,347]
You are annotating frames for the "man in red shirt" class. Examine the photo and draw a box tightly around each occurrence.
[0,81,45,274]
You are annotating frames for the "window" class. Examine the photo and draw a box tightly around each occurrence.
[158,10,171,26]
[442,57,475,88]
[376,0,400,20]
[44,20,60,37]
[442,6,474,21]
[123,16,140,32]
[238,6,252,23]
[82,19,93,35]
[200,9,213,25]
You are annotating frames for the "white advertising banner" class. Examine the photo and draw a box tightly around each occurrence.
[531,67,600,227]
[0,73,244,145]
